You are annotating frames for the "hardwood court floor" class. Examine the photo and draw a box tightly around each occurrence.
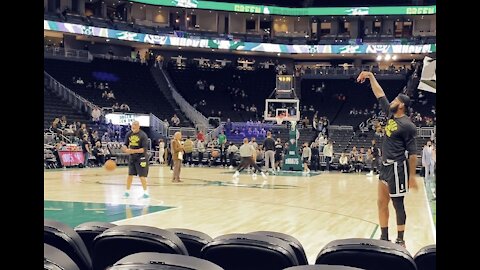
[44,165,436,263]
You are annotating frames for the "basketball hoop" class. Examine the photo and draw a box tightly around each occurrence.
[275,112,287,125]
[275,115,285,125]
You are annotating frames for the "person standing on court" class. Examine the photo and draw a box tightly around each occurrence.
[357,71,418,248]
[183,136,194,166]
[322,140,333,171]
[218,131,227,167]
[122,121,150,198]
[263,131,276,173]
[422,140,435,180]
[171,131,184,183]
[233,138,267,181]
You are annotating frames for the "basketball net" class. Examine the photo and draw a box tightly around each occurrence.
[275,112,288,125]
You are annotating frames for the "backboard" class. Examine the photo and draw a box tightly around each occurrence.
[264,98,300,122]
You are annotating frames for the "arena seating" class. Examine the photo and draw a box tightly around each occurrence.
[44,58,189,126]
[44,220,435,270]
[167,66,276,122]
[44,88,92,129]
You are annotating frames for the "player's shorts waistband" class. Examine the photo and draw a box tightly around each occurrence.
[383,159,407,166]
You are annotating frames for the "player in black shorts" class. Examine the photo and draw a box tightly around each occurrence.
[357,71,418,248]
[274,138,284,172]
[122,121,150,199]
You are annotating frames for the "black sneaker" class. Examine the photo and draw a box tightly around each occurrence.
[395,238,406,248]
[380,237,390,242]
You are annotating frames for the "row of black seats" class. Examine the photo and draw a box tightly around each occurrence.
[44,219,436,270]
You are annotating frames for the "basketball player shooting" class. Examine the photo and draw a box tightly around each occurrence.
[357,71,418,248]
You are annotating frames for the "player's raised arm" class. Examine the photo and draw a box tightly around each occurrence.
[357,71,386,99]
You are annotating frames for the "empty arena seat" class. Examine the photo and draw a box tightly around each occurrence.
[166,228,213,258]
[315,238,416,270]
[283,265,365,270]
[201,233,299,270]
[44,219,92,270]
[92,225,188,270]
[74,222,117,258]
[107,252,224,270]
[414,244,436,270]
[44,243,80,270]
[250,231,308,265]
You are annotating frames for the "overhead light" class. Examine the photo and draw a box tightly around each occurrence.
[384,54,391,61]
[421,15,424,19]
[277,53,281,56]
[211,49,215,51]
[106,39,110,42]
[311,54,314,56]
[186,17,190,21]
[209,10,212,13]
[376,55,382,61]
[179,47,182,49]
[175,18,179,23]
[392,55,397,60]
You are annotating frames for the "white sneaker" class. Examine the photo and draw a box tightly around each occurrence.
[229,165,233,170]
[252,173,257,179]
[366,171,373,176]
[261,180,268,188]
[261,172,267,179]
[277,167,280,172]
[233,171,239,178]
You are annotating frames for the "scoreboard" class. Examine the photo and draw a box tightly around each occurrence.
[276,75,293,91]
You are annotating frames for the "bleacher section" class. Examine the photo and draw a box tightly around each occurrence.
[44,88,91,129]
[167,66,276,122]
[44,58,189,125]
[300,79,407,127]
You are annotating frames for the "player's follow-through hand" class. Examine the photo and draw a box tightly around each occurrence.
[356,71,373,83]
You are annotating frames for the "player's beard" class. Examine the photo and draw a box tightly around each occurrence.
[389,104,399,114]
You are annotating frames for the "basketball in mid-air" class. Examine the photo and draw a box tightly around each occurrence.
[104,159,117,171]
[211,150,220,158]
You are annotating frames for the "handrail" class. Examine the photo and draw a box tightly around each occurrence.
[44,46,93,61]
[44,71,97,116]
[158,68,210,131]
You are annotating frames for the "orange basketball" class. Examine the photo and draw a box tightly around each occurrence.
[105,160,117,171]
[212,150,220,158]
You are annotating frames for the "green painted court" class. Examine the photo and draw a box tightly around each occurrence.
[44,200,174,227]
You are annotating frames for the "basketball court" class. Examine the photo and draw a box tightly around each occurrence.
[44,165,435,263]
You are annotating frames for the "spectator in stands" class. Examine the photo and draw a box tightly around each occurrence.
[120,103,130,112]
[197,130,205,142]
[76,77,84,85]
[171,114,180,127]
[50,118,63,136]
[107,90,115,100]
[91,107,102,123]
[356,152,365,173]
[101,132,111,143]
[99,83,104,90]
[76,123,87,139]
[102,90,108,99]
[136,51,140,62]
[302,117,309,128]
[209,84,215,91]
[339,153,349,173]
[92,141,106,166]
[112,102,120,111]
[250,104,257,113]
[59,116,68,130]
[365,148,374,173]
[183,136,194,166]
[163,119,169,128]
[323,140,333,171]
[225,118,233,132]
